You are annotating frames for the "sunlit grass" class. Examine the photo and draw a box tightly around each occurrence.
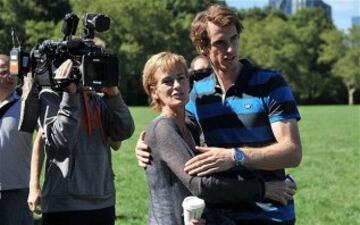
[34,105,360,225]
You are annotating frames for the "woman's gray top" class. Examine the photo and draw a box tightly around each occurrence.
[144,116,264,225]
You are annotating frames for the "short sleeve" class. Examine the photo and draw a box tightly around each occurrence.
[265,74,301,123]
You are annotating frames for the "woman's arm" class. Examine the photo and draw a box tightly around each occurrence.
[148,118,264,204]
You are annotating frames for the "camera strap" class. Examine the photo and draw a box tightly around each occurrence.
[93,95,106,140]
[0,98,19,119]
[81,92,106,139]
[82,92,92,135]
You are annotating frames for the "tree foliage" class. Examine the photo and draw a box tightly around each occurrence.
[0,0,71,51]
[240,7,350,104]
[69,0,217,104]
[0,0,358,104]
[332,27,360,105]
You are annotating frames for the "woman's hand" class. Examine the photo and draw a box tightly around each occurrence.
[264,177,297,205]
[190,218,206,225]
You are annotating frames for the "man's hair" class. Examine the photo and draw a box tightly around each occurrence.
[142,51,188,112]
[190,4,243,53]
[190,55,209,70]
[0,54,10,64]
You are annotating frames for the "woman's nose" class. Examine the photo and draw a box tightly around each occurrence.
[173,79,181,88]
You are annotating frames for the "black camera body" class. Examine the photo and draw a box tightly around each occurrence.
[10,13,119,90]
[81,53,119,87]
[10,13,119,133]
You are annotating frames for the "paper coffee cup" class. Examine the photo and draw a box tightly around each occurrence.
[182,196,205,225]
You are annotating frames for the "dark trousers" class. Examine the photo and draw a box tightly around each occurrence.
[42,206,115,225]
[0,188,34,225]
[235,220,295,225]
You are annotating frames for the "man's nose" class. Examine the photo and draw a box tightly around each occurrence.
[226,43,235,53]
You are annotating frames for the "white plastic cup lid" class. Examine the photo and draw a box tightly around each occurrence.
[182,196,205,210]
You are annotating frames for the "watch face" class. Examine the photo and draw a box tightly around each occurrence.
[235,149,245,162]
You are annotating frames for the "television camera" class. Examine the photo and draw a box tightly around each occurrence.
[10,13,119,90]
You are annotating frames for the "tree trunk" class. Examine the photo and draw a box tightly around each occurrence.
[348,87,356,105]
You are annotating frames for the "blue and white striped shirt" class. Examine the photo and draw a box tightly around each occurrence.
[185,59,300,224]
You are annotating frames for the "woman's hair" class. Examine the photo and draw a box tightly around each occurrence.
[142,51,188,112]
[190,4,243,53]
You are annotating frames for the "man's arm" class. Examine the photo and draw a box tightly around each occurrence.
[44,60,81,152]
[149,118,265,203]
[134,111,202,168]
[134,131,151,168]
[148,118,296,205]
[184,119,302,176]
[28,130,44,212]
[241,119,302,170]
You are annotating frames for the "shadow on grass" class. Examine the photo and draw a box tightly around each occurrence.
[116,214,143,220]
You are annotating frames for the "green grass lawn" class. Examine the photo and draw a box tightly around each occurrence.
[289,106,360,225]
[35,105,360,225]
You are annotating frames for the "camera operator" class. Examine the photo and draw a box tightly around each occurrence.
[0,54,33,225]
[31,59,134,225]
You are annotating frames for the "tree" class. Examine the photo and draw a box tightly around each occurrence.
[332,27,360,105]
[0,0,71,52]
[238,6,284,21]
[240,9,305,102]
[240,7,341,104]
[288,8,335,103]
[70,0,218,104]
[240,13,300,73]
[333,48,360,105]
[319,26,360,105]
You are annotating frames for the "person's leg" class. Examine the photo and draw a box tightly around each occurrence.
[42,211,70,225]
[42,211,84,225]
[0,189,34,225]
[42,207,115,225]
[96,206,115,225]
[235,220,295,225]
[84,206,115,225]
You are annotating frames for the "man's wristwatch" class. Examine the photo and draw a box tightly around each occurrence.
[233,147,245,167]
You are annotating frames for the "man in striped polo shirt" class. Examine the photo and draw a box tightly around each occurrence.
[183,4,302,225]
[135,4,302,225]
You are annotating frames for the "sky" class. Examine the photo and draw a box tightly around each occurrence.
[225,0,360,31]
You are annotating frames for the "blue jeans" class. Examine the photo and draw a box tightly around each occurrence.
[0,188,34,225]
